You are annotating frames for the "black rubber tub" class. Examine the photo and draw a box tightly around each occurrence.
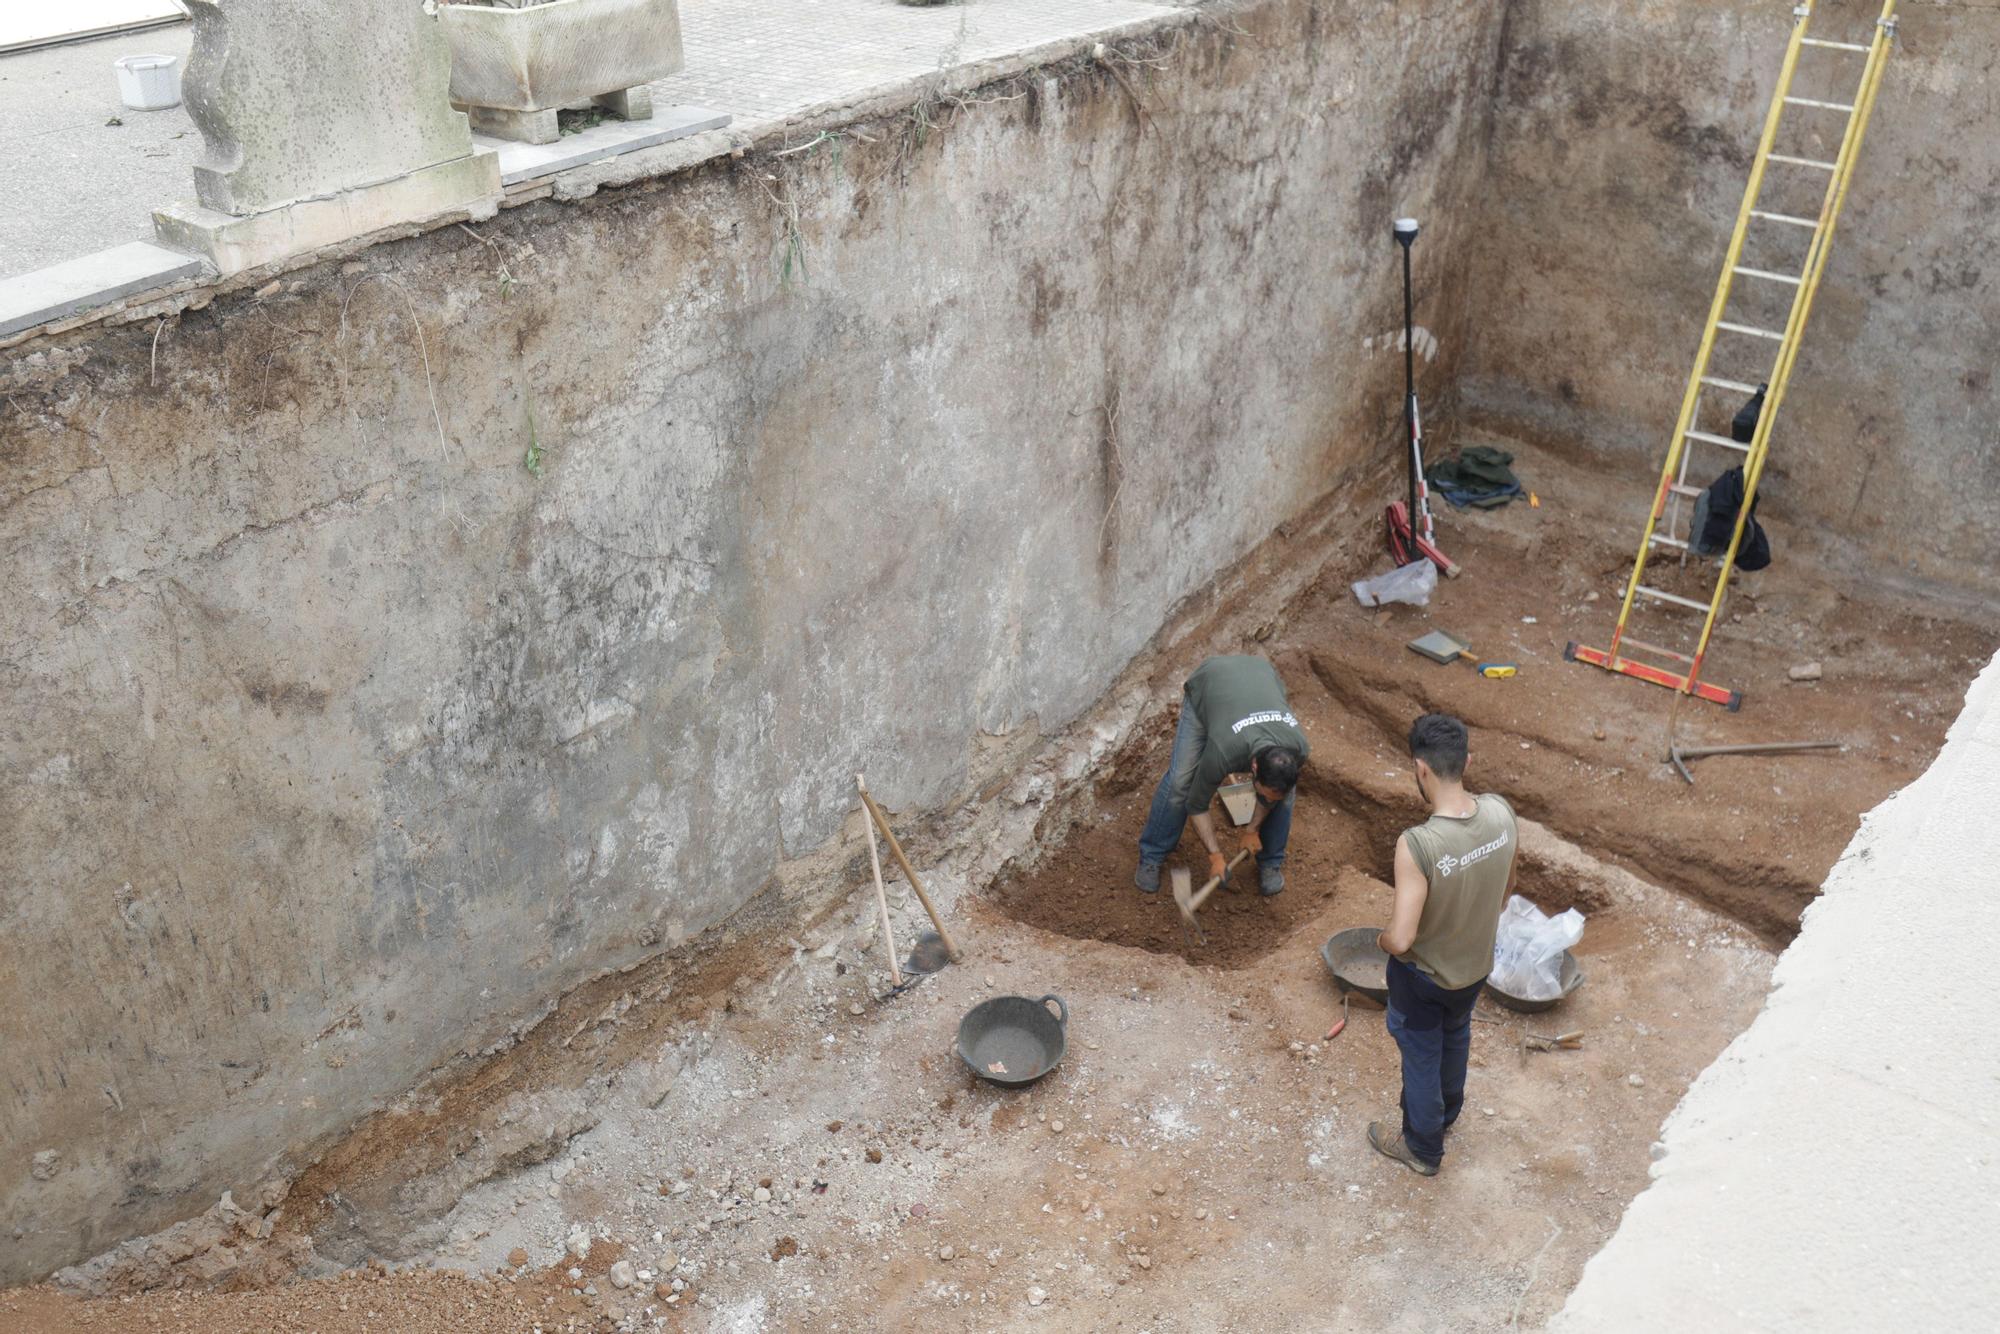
[956,994,1068,1088]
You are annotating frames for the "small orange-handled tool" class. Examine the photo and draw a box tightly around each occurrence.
[1324,992,1351,1041]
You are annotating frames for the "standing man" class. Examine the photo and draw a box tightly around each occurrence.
[1368,713,1517,1177]
[1133,655,1307,898]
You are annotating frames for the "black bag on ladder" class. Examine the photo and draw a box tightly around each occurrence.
[1731,382,1769,444]
[1689,466,1772,571]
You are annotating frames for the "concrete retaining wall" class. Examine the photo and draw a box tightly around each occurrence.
[1462,0,2000,591]
[0,0,1506,1280]
[1553,648,2000,1330]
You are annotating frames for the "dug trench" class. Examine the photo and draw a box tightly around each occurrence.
[990,695,1619,973]
[13,435,1990,1331]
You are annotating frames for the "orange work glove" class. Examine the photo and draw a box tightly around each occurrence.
[1207,850,1228,883]
[1241,828,1263,857]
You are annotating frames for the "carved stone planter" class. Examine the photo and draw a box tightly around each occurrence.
[441,0,684,145]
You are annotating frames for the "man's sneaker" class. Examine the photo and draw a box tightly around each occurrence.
[1134,861,1162,894]
[1367,1120,1439,1177]
[1257,865,1284,897]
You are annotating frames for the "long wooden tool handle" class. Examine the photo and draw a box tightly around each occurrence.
[1189,848,1254,913]
[857,786,962,961]
[857,774,901,987]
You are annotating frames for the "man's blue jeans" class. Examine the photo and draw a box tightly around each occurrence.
[1135,693,1293,869]
[1385,955,1484,1165]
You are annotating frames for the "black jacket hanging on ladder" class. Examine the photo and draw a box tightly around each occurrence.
[1690,383,1774,570]
[1690,466,1772,571]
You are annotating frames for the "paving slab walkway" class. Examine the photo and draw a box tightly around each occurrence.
[0,0,1181,281]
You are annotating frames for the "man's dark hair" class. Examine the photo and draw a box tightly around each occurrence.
[1254,745,1303,795]
[1407,713,1469,780]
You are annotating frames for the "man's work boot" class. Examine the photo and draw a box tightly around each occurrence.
[1134,861,1162,894]
[1257,864,1284,897]
[1367,1121,1439,1177]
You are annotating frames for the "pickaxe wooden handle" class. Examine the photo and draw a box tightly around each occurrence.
[1191,848,1253,912]
[1173,848,1253,922]
[856,780,961,962]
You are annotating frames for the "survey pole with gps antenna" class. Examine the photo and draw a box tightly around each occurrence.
[1395,216,1427,547]
[1384,216,1456,576]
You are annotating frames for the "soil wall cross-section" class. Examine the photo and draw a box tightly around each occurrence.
[0,0,1508,1282]
[1461,0,2000,592]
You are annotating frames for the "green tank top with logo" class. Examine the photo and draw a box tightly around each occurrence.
[1400,793,1518,991]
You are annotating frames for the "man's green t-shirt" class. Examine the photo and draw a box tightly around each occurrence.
[1400,793,1518,991]
[1183,656,1309,810]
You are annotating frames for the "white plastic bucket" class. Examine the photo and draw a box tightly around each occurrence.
[114,54,180,111]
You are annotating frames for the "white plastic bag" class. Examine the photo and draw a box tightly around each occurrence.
[1489,894,1584,1000]
[1351,558,1437,609]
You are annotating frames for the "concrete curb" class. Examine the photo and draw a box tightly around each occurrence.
[0,242,212,340]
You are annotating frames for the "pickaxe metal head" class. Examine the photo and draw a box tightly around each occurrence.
[1170,867,1206,946]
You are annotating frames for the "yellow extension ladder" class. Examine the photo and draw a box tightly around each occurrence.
[1567,0,1899,710]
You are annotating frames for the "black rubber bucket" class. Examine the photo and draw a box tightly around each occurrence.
[1320,928,1391,1005]
[956,994,1068,1088]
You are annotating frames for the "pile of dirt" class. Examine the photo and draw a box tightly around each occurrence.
[992,761,1392,968]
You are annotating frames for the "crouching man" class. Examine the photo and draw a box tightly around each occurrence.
[1369,713,1517,1177]
[1133,655,1307,898]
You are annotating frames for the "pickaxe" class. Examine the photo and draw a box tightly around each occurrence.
[1667,739,1841,785]
[1170,849,1253,947]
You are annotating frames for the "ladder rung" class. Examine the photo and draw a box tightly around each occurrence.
[1732,264,1802,285]
[1648,532,1691,550]
[1700,375,1760,394]
[1619,636,1696,665]
[1768,153,1840,171]
[1751,209,1820,229]
[1783,96,1856,113]
[1716,320,1787,341]
[1686,428,1751,453]
[1667,482,1702,498]
[1636,585,1714,612]
[1801,37,1871,52]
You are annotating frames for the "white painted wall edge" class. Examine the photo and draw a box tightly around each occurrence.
[0,0,186,55]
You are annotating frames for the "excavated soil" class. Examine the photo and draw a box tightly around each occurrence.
[991,771,1391,969]
[10,436,1994,1332]
[998,436,1994,956]
[993,763,1626,973]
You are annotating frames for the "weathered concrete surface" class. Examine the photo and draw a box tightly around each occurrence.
[1553,648,2000,1331]
[1462,0,2000,592]
[0,0,1507,1281]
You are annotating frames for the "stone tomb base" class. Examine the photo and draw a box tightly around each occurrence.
[154,151,501,276]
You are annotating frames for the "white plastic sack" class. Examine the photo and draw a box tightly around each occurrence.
[1489,894,1584,1000]
[1352,558,1437,609]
